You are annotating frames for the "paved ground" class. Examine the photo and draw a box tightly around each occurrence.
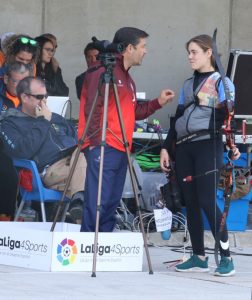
[0,230,251,300]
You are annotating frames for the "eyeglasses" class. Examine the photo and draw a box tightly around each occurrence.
[25,93,48,100]
[43,47,54,53]
[19,37,38,46]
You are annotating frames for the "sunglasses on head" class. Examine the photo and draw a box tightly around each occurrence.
[25,93,48,100]
[19,37,38,46]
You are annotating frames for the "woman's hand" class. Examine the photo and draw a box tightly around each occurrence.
[160,148,170,172]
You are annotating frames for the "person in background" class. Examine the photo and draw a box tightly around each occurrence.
[0,77,85,221]
[0,35,24,222]
[0,32,16,67]
[0,34,39,93]
[35,36,69,96]
[75,42,99,100]
[4,34,39,68]
[40,33,60,75]
[76,42,99,161]
[78,27,175,232]
[0,61,33,113]
[40,33,57,47]
[160,34,240,277]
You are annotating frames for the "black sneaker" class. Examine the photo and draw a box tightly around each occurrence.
[68,204,83,224]
[67,191,85,224]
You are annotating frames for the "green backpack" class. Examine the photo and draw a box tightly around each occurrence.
[135,153,161,171]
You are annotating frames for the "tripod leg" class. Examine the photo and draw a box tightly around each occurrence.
[91,81,110,277]
[50,89,100,232]
[131,160,147,211]
[112,83,154,274]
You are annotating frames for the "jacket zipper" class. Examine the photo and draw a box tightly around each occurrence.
[185,104,197,135]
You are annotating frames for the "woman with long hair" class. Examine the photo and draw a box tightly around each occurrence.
[35,35,69,96]
[160,34,240,276]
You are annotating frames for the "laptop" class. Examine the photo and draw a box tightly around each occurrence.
[46,96,69,117]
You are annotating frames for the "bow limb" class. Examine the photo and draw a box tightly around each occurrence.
[212,29,234,114]
[213,157,234,266]
[212,28,236,266]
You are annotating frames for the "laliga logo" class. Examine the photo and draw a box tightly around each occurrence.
[57,238,77,266]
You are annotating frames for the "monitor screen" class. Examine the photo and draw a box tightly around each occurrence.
[46,96,69,117]
[226,50,252,118]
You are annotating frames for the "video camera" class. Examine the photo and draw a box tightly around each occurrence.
[91,36,125,54]
[91,37,125,68]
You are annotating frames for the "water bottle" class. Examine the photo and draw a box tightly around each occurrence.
[161,228,171,240]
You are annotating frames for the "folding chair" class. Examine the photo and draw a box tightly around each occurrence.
[13,158,70,222]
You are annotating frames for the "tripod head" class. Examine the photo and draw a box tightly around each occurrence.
[97,52,116,69]
[91,36,125,69]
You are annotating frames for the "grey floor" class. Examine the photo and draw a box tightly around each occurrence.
[0,229,251,300]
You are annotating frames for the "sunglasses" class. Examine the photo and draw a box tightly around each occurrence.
[25,93,48,100]
[19,37,38,46]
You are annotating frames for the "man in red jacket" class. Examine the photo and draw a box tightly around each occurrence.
[79,27,175,232]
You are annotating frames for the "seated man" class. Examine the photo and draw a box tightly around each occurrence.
[0,61,33,113]
[0,77,86,218]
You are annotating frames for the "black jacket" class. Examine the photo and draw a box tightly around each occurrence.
[75,71,86,100]
[36,63,69,96]
[0,108,77,171]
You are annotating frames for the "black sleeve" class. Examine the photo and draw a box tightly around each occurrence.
[75,73,85,100]
[45,67,69,96]
[0,137,4,151]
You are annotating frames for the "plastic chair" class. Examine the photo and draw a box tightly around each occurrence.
[13,158,70,222]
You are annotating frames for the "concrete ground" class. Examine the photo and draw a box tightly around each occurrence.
[0,230,251,300]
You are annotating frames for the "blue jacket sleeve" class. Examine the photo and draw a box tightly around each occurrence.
[50,113,77,140]
[0,117,52,159]
[218,77,235,103]
[178,88,185,105]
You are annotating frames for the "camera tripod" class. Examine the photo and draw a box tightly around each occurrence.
[50,53,153,276]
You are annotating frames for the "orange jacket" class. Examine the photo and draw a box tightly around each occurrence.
[0,51,5,68]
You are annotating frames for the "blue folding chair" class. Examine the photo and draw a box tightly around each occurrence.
[13,158,70,222]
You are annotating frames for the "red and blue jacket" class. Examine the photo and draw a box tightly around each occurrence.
[78,54,161,152]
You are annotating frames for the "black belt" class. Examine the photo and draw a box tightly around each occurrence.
[176,130,220,145]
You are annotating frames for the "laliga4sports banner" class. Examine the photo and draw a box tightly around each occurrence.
[0,222,52,271]
[0,223,143,272]
[51,232,143,272]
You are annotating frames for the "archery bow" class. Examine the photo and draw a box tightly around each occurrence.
[212,28,236,266]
